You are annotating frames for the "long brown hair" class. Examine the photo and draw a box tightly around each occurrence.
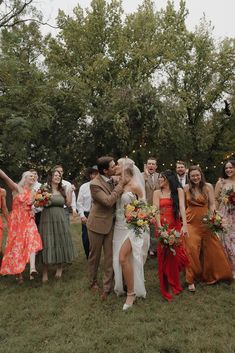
[47,169,66,201]
[188,165,207,200]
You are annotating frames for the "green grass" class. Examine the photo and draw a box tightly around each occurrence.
[0,224,234,353]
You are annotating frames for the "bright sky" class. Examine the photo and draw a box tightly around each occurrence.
[38,0,235,39]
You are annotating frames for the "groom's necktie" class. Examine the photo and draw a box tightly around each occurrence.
[107,178,114,190]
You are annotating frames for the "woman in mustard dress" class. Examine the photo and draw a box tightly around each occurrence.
[184,166,232,292]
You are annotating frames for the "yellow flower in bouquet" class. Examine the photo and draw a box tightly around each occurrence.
[157,223,181,255]
[202,210,226,238]
[124,199,158,237]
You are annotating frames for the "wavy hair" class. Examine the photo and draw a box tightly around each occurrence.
[221,160,235,179]
[188,165,207,200]
[160,170,181,220]
[47,169,66,201]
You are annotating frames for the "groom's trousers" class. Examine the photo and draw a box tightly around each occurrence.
[88,228,114,293]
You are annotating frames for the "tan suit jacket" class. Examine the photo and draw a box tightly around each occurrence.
[87,175,123,235]
[142,172,160,205]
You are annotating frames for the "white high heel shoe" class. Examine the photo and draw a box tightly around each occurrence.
[122,292,136,311]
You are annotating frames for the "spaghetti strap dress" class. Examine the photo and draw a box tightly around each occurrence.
[1,188,42,275]
[156,198,189,301]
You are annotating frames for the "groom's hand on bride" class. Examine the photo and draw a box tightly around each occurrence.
[118,175,128,187]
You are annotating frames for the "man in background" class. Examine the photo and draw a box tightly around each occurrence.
[175,160,188,187]
[77,165,99,259]
[142,157,160,257]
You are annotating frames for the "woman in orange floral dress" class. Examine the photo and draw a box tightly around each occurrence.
[0,169,42,283]
[0,187,8,262]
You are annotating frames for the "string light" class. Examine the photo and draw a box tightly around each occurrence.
[129,147,234,169]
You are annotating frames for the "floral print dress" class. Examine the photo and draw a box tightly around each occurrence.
[0,188,42,275]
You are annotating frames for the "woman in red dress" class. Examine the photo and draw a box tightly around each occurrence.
[153,170,189,301]
[0,169,42,283]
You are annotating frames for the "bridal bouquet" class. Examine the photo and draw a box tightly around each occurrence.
[124,199,158,237]
[157,223,181,255]
[221,187,235,207]
[34,184,52,208]
[202,210,226,238]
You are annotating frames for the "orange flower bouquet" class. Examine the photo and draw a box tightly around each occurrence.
[34,184,52,208]
[202,210,226,238]
[157,223,181,255]
[221,186,235,209]
[124,199,158,237]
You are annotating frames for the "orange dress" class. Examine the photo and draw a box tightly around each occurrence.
[0,188,3,247]
[184,190,232,284]
[0,188,42,275]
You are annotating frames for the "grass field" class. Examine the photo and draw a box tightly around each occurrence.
[0,223,234,353]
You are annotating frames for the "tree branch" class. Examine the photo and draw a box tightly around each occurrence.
[4,17,59,29]
[0,0,33,28]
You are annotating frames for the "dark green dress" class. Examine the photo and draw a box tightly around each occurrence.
[39,194,76,264]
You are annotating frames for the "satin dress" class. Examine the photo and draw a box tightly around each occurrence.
[157,198,189,301]
[184,191,232,284]
[113,192,150,298]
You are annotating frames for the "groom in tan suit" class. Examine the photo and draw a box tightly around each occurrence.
[87,156,125,299]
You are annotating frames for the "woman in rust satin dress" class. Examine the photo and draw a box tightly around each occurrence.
[184,166,232,292]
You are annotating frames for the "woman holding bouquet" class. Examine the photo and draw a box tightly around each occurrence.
[184,166,232,292]
[39,169,76,283]
[153,170,189,301]
[215,160,235,278]
[0,169,42,283]
[113,158,150,310]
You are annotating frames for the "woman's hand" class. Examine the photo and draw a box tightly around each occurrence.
[181,224,189,237]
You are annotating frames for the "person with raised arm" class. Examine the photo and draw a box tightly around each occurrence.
[0,169,42,283]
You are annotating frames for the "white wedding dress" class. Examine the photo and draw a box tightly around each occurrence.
[113,192,150,297]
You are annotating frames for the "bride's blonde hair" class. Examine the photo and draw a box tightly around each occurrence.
[117,157,146,200]
[117,157,135,177]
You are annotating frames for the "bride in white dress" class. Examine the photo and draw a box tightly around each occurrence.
[113,158,150,310]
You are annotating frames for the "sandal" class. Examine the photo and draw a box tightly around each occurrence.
[30,269,38,280]
[188,284,196,292]
[123,292,136,311]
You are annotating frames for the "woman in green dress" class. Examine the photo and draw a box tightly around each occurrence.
[39,169,76,283]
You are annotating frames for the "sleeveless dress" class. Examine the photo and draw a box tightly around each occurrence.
[0,188,42,275]
[0,188,3,248]
[184,190,232,284]
[157,198,189,301]
[39,194,76,264]
[217,181,235,278]
[113,192,150,298]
